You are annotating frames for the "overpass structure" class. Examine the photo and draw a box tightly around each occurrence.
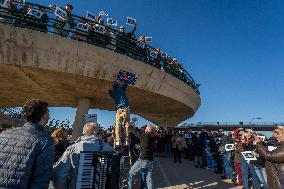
[176,122,284,131]
[0,3,201,139]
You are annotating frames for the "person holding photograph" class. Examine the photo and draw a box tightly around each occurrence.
[109,79,130,149]
[50,3,75,36]
[233,127,254,188]
[249,134,268,189]
[255,128,284,189]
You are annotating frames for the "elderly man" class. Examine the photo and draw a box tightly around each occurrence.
[126,124,155,189]
[53,122,105,189]
[255,128,284,189]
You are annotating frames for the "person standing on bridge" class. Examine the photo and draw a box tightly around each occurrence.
[0,99,54,189]
[126,124,155,189]
[109,79,130,149]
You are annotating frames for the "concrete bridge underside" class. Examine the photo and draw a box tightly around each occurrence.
[0,25,201,128]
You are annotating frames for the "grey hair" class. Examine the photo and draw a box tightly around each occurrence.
[82,122,98,136]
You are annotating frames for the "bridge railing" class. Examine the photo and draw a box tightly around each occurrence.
[195,122,284,126]
[0,2,200,94]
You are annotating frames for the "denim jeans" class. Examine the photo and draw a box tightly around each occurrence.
[223,152,233,178]
[128,158,153,189]
[240,156,249,189]
[249,164,268,189]
[164,144,171,155]
[195,156,203,166]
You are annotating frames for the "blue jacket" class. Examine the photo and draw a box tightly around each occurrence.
[0,122,54,189]
[109,83,129,110]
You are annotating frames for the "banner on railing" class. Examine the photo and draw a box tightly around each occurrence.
[77,22,89,32]
[27,9,43,19]
[107,18,117,26]
[86,11,96,22]
[145,36,152,42]
[94,24,105,34]
[136,40,145,49]
[126,17,136,26]
[54,6,67,20]
[99,10,108,17]
[0,0,8,8]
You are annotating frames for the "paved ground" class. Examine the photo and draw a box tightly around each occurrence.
[153,156,242,189]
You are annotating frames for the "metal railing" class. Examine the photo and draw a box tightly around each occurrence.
[0,2,200,94]
[191,122,284,126]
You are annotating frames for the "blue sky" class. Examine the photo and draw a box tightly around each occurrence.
[28,0,284,128]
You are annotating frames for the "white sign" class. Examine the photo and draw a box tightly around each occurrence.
[258,136,265,141]
[136,40,145,49]
[241,151,257,161]
[54,6,67,20]
[225,144,234,151]
[85,114,97,124]
[161,52,167,58]
[184,134,192,139]
[126,17,136,26]
[268,146,277,152]
[86,11,96,22]
[149,49,158,58]
[94,24,105,34]
[99,10,108,16]
[107,18,118,26]
[77,22,89,32]
[0,0,8,8]
[145,36,152,42]
[27,9,43,19]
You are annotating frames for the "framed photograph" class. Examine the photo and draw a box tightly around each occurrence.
[77,22,89,32]
[86,11,96,22]
[85,114,97,124]
[241,151,257,161]
[145,36,152,42]
[184,134,192,139]
[161,52,167,58]
[99,10,108,16]
[136,40,145,49]
[94,25,105,34]
[268,146,277,152]
[0,0,8,8]
[150,50,158,58]
[107,18,118,27]
[126,17,136,26]
[116,70,138,86]
[27,9,43,19]
[54,6,67,20]
[225,144,234,151]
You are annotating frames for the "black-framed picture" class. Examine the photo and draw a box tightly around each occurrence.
[241,151,257,161]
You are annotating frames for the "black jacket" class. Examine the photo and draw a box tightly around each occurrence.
[129,126,155,160]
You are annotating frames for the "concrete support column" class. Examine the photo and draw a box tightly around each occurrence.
[72,98,90,141]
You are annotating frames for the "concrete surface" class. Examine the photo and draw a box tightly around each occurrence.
[153,156,242,189]
[0,25,201,127]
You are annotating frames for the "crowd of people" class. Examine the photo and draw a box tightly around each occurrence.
[0,99,284,189]
[0,1,198,91]
[0,99,157,189]
[149,127,284,189]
